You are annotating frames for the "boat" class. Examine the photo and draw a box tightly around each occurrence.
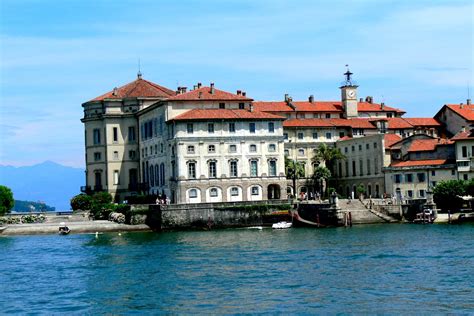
[0,226,7,233]
[413,209,434,224]
[58,222,71,235]
[272,221,292,229]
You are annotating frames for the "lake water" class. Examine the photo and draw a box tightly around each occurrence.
[1,224,473,314]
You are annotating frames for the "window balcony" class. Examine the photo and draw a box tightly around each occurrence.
[457,160,470,172]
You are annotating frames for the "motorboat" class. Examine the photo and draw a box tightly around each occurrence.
[413,209,434,224]
[272,221,292,229]
[58,222,71,235]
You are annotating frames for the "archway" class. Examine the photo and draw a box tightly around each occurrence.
[267,184,281,200]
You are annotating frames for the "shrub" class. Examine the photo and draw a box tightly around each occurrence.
[70,194,92,211]
[0,185,14,216]
[433,180,466,212]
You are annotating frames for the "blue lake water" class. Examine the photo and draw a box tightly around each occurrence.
[1,224,473,314]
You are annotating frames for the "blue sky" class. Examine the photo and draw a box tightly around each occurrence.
[0,0,473,168]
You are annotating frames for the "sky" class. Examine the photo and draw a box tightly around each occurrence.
[0,0,473,168]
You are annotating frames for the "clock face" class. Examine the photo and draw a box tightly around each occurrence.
[348,90,356,98]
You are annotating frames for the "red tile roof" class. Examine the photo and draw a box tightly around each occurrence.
[253,101,404,113]
[169,109,285,121]
[166,86,253,101]
[390,159,449,167]
[446,104,474,121]
[384,134,402,148]
[403,118,441,127]
[451,130,474,141]
[283,118,376,128]
[407,138,453,152]
[90,78,174,101]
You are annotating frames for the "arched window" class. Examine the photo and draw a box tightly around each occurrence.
[230,187,239,196]
[249,144,257,152]
[160,163,165,186]
[251,186,259,195]
[155,165,159,187]
[150,165,154,187]
[189,189,198,198]
[298,148,305,156]
[210,188,218,197]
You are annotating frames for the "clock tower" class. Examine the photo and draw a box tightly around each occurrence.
[340,66,358,118]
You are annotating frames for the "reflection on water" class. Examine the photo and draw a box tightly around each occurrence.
[1,225,473,314]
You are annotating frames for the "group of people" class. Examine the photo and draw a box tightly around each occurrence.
[297,191,322,201]
[156,194,170,205]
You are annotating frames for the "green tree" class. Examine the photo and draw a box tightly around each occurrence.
[433,180,466,212]
[311,143,346,171]
[90,192,114,219]
[356,184,366,198]
[285,158,306,198]
[0,185,14,216]
[70,194,92,211]
[312,166,331,197]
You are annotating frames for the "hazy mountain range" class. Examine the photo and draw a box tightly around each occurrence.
[0,161,84,211]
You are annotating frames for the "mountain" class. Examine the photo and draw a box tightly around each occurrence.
[13,200,56,212]
[0,161,84,211]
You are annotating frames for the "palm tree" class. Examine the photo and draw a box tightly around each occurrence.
[285,157,306,198]
[312,166,331,198]
[311,143,346,170]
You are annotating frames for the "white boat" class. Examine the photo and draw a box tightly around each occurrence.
[272,221,292,229]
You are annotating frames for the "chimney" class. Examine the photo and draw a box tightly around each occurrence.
[181,87,187,93]
[359,98,363,102]
[309,95,314,103]
[193,85,197,90]
[197,82,202,88]
[210,82,215,94]
[284,94,289,102]
[381,102,385,110]
[365,96,373,104]
[112,87,118,96]
[242,92,246,97]
[236,90,242,95]
[460,103,464,109]
[198,91,203,99]
[462,126,466,132]
[249,104,254,112]
[467,99,472,105]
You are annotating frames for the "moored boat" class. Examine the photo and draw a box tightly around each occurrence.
[272,221,292,229]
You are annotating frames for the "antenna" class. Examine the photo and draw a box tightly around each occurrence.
[137,58,142,79]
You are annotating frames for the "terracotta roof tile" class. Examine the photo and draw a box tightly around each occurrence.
[446,104,474,121]
[283,118,376,128]
[90,78,174,101]
[407,138,453,152]
[253,101,404,113]
[403,118,441,127]
[451,130,474,141]
[170,109,285,121]
[384,134,402,148]
[166,86,252,101]
[390,159,449,167]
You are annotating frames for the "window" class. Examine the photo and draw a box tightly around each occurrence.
[128,126,136,142]
[189,189,198,198]
[187,145,195,154]
[113,170,119,185]
[344,147,348,153]
[359,144,362,151]
[187,123,194,134]
[269,144,276,152]
[462,146,468,158]
[374,158,378,174]
[268,122,274,133]
[229,123,235,133]
[463,174,468,180]
[160,143,164,153]
[208,145,216,153]
[269,160,277,176]
[432,181,437,187]
[251,186,259,195]
[352,161,356,176]
[415,152,421,159]
[155,145,158,155]
[219,102,225,109]
[417,173,425,182]
[155,165,159,187]
[451,169,455,176]
[145,147,148,156]
[113,127,118,142]
[339,132,345,138]
[345,161,349,176]
[407,190,413,198]
[129,150,136,160]
[284,133,288,140]
[298,132,304,140]
[188,162,196,179]
[284,149,289,156]
[149,166,154,187]
[359,159,363,175]
[367,159,371,175]
[312,132,318,139]
[366,144,370,150]
[230,161,238,177]
[94,152,101,161]
[431,170,436,176]
[209,161,217,178]
[325,113,331,118]
[160,163,165,186]
[249,123,256,133]
[229,145,237,153]
[208,123,214,133]
[405,174,413,183]
[142,148,145,158]
[351,145,355,152]
[93,129,101,145]
[249,144,257,152]
[298,149,305,156]
[250,160,258,176]
[374,142,377,149]
[230,187,239,196]
[419,190,425,198]
[210,188,218,197]
[238,103,245,109]
[113,151,119,160]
